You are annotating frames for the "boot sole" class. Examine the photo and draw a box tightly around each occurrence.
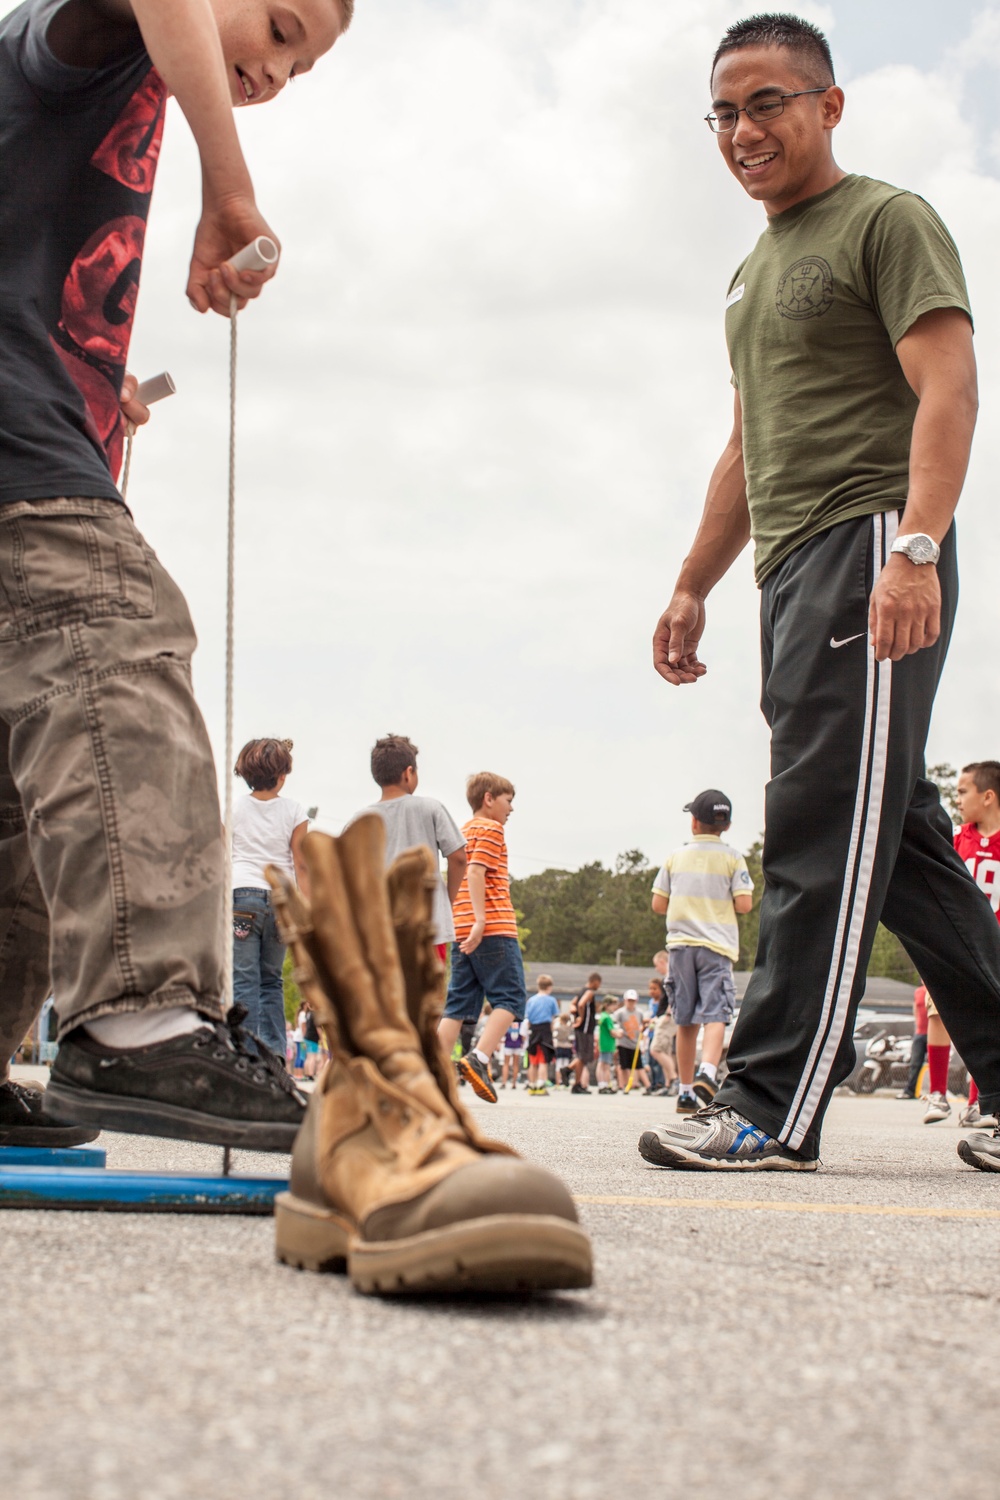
[274,1192,352,1272]
[0,1123,101,1148]
[348,1213,593,1295]
[957,1138,1000,1172]
[43,1080,302,1153]
[638,1130,818,1171]
[457,1057,498,1103]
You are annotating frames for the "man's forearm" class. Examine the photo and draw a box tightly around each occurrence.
[130,0,253,202]
[895,308,978,543]
[675,437,751,599]
[898,382,977,542]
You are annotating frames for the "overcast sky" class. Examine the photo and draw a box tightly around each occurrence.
[12,0,1000,874]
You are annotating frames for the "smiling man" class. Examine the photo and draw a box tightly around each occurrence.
[0,0,348,1154]
[640,13,1000,1174]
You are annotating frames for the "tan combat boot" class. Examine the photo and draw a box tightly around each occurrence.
[268,816,592,1295]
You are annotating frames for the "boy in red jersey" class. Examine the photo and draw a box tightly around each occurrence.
[929,763,1000,1131]
[954,762,1000,911]
[0,0,349,1153]
[920,763,1000,1131]
[437,772,527,1104]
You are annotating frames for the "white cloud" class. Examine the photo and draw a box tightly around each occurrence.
[5,0,1000,875]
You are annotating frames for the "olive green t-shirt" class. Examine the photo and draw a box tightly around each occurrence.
[725,174,972,584]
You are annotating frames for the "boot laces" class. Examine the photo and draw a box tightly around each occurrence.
[204,1005,303,1099]
[2,1079,41,1113]
[691,1100,737,1123]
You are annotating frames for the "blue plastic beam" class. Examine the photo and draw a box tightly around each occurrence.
[0,1165,287,1214]
[0,1145,107,1168]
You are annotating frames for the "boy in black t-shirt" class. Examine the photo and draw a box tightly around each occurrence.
[572,971,601,1095]
[0,0,350,1152]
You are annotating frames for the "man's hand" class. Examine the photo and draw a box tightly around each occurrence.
[119,372,150,431]
[459,919,485,956]
[187,195,280,315]
[868,555,941,662]
[653,590,708,686]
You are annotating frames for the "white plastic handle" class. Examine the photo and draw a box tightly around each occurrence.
[228,236,280,273]
[134,371,176,406]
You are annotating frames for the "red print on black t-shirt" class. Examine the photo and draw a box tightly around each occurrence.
[49,71,166,479]
[90,69,165,191]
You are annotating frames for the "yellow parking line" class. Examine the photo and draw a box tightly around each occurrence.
[575,1193,1000,1222]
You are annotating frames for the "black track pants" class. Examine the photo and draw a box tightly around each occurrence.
[717,511,1000,1158]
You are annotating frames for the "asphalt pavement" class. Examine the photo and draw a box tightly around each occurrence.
[4,1072,1000,1500]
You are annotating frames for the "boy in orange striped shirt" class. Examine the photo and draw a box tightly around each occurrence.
[437,772,526,1103]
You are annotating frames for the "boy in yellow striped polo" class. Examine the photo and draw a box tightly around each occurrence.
[651,790,754,1114]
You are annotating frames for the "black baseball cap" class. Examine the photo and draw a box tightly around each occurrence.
[684,789,732,824]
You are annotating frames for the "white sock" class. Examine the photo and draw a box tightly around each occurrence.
[86,1006,204,1050]
[679,1084,696,1098]
[699,1061,718,1082]
[473,1047,490,1066]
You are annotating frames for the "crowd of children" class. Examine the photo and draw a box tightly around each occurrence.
[494,975,683,1097]
[231,739,999,1133]
[232,732,699,1096]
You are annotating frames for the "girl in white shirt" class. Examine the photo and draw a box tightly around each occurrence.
[231,738,309,1061]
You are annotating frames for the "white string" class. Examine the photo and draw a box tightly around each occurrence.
[223,291,238,1010]
[120,319,238,1010]
[120,424,134,501]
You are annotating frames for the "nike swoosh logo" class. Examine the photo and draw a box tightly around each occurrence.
[830,632,865,649]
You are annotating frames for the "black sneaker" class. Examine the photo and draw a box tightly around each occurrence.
[458,1051,498,1103]
[43,1007,306,1152]
[570,1083,591,1095]
[693,1068,718,1105]
[676,1093,700,1115]
[0,1078,100,1148]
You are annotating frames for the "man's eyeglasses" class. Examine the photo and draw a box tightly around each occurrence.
[704,88,828,135]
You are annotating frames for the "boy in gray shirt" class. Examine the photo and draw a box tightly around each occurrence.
[348,735,467,956]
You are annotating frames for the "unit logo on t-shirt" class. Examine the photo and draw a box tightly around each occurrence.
[775,256,834,319]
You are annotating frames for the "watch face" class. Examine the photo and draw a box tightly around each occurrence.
[896,534,937,564]
[906,535,937,564]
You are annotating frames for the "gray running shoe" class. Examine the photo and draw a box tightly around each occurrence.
[638,1104,818,1171]
[958,1120,1000,1172]
[958,1103,998,1129]
[923,1091,951,1123]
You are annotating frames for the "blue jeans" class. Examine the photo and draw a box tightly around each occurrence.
[444,935,526,1022]
[232,887,287,1059]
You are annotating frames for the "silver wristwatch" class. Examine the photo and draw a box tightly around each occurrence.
[891,533,940,566]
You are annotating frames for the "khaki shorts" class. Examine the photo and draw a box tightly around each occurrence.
[925,991,939,1018]
[653,1015,676,1052]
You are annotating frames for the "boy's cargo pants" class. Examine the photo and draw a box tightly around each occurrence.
[0,498,226,1071]
[718,511,1000,1157]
